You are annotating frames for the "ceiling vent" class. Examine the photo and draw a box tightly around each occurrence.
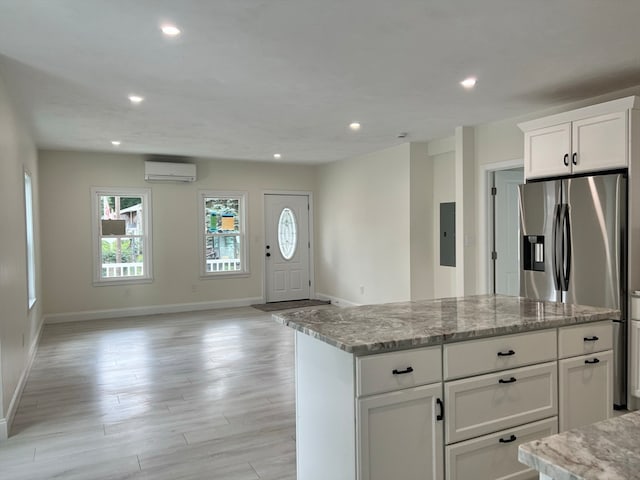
[144,161,196,182]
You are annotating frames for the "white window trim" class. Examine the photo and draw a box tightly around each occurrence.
[198,190,249,278]
[24,169,37,309]
[91,187,153,286]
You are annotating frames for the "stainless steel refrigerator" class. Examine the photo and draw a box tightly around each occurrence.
[519,173,627,408]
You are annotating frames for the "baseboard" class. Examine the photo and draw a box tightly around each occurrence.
[43,297,264,324]
[1,317,45,441]
[316,293,362,308]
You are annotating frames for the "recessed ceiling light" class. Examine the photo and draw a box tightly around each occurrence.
[349,122,361,131]
[273,153,282,159]
[111,140,121,146]
[161,24,181,36]
[128,95,144,104]
[460,77,477,89]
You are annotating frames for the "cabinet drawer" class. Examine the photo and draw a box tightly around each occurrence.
[558,321,612,359]
[357,346,442,397]
[445,362,557,444]
[444,330,557,380]
[445,417,557,480]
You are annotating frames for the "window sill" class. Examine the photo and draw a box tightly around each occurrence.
[200,272,250,280]
[93,277,154,287]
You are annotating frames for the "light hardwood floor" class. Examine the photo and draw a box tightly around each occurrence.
[0,307,310,480]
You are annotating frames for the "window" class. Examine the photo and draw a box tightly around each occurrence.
[199,191,248,276]
[24,170,36,308]
[91,187,152,284]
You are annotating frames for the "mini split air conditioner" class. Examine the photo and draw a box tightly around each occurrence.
[144,161,196,182]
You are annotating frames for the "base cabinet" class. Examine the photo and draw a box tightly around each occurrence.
[632,320,640,397]
[445,417,557,480]
[358,384,444,480]
[558,350,613,431]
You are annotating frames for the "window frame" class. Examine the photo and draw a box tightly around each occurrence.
[24,169,37,309]
[91,186,153,286]
[198,190,249,278]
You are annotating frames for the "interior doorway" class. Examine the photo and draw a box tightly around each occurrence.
[490,167,524,295]
[264,193,311,302]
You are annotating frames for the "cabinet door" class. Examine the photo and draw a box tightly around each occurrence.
[558,350,613,432]
[358,383,443,480]
[572,111,628,174]
[524,123,571,179]
[631,321,640,398]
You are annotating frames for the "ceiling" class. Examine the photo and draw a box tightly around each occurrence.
[1,0,640,164]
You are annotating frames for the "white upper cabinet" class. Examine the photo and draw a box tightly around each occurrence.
[520,96,638,180]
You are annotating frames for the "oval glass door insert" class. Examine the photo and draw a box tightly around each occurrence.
[278,207,297,260]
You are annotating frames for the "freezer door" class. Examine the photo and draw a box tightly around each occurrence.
[518,180,560,302]
[564,174,625,310]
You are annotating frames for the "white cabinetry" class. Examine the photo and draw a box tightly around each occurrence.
[558,321,613,432]
[631,320,640,398]
[356,346,444,480]
[443,331,558,480]
[519,97,637,180]
[358,384,443,480]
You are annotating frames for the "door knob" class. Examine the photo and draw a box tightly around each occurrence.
[266,252,271,257]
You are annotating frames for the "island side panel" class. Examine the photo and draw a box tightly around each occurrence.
[295,331,356,480]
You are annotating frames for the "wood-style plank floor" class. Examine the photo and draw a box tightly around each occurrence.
[0,306,312,480]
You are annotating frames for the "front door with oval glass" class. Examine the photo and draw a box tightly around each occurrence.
[265,194,311,302]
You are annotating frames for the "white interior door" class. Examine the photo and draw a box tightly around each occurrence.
[265,194,311,302]
[494,168,523,295]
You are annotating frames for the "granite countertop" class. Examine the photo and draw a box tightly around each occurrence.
[273,294,619,355]
[518,411,640,480]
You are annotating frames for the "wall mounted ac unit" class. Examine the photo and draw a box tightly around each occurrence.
[144,161,196,182]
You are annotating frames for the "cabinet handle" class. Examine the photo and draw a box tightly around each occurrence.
[436,398,444,421]
[498,377,517,384]
[584,336,599,342]
[572,152,577,165]
[499,434,517,443]
[563,153,569,166]
[585,358,600,365]
[392,366,414,375]
[497,349,515,357]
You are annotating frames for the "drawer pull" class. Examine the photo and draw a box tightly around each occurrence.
[584,336,599,342]
[498,377,517,384]
[392,366,414,375]
[499,434,517,443]
[497,349,516,357]
[436,398,444,421]
[585,358,600,365]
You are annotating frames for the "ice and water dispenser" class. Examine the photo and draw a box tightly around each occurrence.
[523,235,545,271]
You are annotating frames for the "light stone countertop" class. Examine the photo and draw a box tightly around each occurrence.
[273,294,619,355]
[518,411,640,480]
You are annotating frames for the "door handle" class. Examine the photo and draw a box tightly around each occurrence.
[563,153,569,166]
[436,398,444,421]
[498,377,517,384]
[497,349,515,357]
[585,358,600,365]
[392,366,414,375]
[561,203,571,292]
[572,152,577,165]
[499,434,517,443]
[584,336,599,342]
[552,204,562,291]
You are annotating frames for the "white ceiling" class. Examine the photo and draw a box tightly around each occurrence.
[1,0,640,164]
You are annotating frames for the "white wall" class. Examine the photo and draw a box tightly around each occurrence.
[315,144,411,305]
[38,150,316,318]
[0,72,42,439]
[431,151,456,298]
[409,142,433,301]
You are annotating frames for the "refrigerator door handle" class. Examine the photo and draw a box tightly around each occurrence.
[552,204,562,291]
[561,204,571,292]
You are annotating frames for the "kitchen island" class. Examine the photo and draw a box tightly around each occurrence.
[518,410,640,480]
[274,294,619,480]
